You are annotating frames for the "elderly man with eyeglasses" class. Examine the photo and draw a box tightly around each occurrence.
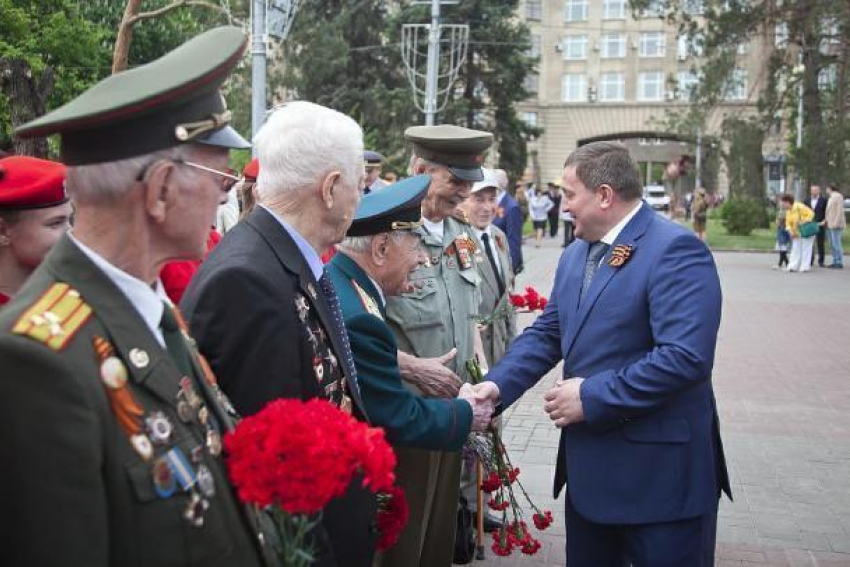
[0,28,280,567]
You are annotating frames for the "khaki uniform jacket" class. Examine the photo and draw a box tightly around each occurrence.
[476,225,517,369]
[0,236,269,567]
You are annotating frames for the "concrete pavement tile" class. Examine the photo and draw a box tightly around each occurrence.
[827,536,850,553]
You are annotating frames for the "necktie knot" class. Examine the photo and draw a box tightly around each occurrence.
[160,303,179,333]
[580,241,609,300]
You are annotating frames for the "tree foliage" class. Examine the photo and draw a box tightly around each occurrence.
[633,0,850,194]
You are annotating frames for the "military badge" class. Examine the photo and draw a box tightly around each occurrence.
[353,280,383,319]
[496,206,505,219]
[12,283,91,350]
[608,244,634,268]
[452,233,479,270]
[295,293,310,322]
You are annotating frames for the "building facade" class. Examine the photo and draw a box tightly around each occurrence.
[514,0,781,196]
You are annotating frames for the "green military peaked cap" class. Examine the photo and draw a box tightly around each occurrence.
[347,175,430,237]
[405,124,493,182]
[16,26,250,166]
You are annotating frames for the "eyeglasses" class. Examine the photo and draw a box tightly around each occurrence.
[136,158,240,192]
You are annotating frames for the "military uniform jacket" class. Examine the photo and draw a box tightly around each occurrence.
[0,235,267,567]
[180,206,376,567]
[385,216,482,379]
[327,252,472,451]
[476,225,517,368]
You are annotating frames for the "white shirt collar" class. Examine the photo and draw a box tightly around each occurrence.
[423,218,444,240]
[600,201,642,246]
[259,205,324,281]
[68,232,169,347]
[472,225,492,240]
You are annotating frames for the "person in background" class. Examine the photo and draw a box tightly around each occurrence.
[528,185,553,248]
[781,193,815,273]
[560,191,575,249]
[515,181,530,222]
[803,184,827,268]
[824,183,845,268]
[492,168,524,274]
[773,203,791,270]
[383,171,398,184]
[691,187,708,242]
[546,180,562,238]
[364,150,387,194]
[0,156,73,307]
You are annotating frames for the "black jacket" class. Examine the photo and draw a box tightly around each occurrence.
[181,206,375,567]
[804,196,827,222]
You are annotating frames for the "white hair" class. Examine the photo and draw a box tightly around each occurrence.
[254,101,364,203]
[338,231,407,254]
[65,145,197,203]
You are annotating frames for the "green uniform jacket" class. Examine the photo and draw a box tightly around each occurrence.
[327,252,471,451]
[0,236,269,567]
[385,217,482,378]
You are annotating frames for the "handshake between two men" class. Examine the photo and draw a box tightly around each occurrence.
[470,377,587,429]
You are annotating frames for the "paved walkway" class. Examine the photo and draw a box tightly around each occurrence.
[471,236,850,567]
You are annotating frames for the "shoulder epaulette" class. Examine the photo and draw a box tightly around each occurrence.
[352,279,383,320]
[11,283,92,350]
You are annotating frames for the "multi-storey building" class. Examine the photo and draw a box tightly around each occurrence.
[514,0,782,196]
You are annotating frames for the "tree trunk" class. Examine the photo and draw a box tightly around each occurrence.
[113,0,144,74]
[0,58,54,157]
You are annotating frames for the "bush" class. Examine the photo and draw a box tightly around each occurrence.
[719,198,769,236]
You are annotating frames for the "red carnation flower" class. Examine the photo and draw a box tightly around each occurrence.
[521,536,542,555]
[509,293,526,308]
[538,297,548,310]
[491,529,514,556]
[532,510,554,530]
[376,486,409,551]
[488,495,510,511]
[481,471,502,493]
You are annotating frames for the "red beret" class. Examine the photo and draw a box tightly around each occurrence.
[0,156,68,210]
[242,158,259,181]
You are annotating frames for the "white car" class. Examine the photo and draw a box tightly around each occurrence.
[643,185,671,214]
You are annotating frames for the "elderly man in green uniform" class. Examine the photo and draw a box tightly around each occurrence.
[328,175,493,451]
[0,28,276,567]
[383,124,493,567]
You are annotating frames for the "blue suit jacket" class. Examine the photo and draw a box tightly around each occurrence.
[488,203,731,525]
[327,252,472,451]
[493,193,524,274]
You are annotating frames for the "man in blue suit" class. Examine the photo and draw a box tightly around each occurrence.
[492,169,524,274]
[474,142,731,566]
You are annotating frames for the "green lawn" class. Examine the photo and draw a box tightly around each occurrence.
[522,217,850,253]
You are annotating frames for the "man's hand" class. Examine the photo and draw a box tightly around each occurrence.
[397,348,462,398]
[543,377,585,427]
[471,380,500,404]
[458,383,495,432]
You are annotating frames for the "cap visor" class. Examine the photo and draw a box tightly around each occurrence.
[448,165,484,182]
[197,126,251,150]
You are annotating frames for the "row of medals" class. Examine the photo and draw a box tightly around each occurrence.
[100,349,221,528]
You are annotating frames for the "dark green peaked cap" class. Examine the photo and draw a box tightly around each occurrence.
[16,26,249,165]
[405,124,493,182]
[347,175,430,237]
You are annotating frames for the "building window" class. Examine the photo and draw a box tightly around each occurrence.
[682,0,705,15]
[677,32,704,59]
[562,74,588,102]
[640,0,665,17]
[737,42,749,55]
[774,22,788,47]
[640,32,666,57]
[525,0,542,20]
[563,35,587,60]
[564,0,588,22]
[599,72,625,101]
[677,71,699,100]
[521,112,538,127]
[524,74,539,95]
[603,0,626,19]
[527,34,541,58]
[601,33,626,58]
[638,71,664,101]
[819,65,838,90]
[725,68,748,100]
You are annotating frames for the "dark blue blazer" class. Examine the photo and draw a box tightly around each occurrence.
[327,252,472,451]
[493,193,524,274]
[489,203,731,525]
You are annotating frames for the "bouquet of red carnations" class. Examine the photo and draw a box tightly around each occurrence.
[465,359,554,557]
[477,285,548,328]
[225,398,407,566]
